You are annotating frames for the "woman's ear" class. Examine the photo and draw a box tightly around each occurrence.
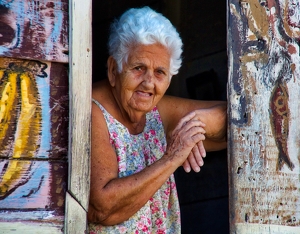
[107,56,117,87]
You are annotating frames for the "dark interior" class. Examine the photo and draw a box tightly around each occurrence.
[92,1,229,233]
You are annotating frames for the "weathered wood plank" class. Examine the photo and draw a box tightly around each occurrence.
[0,160,67,213]
[0,0,68,63]
[0,0,70,232]
[0,221,63,234]
[0,160,67,233]
[64,192,88,234]
[228,0,300,233]
[0,57,69,159]
[68,0,92,212]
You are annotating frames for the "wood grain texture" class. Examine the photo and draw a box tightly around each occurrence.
[0,221,63,234]
[228,0,300,233]
[68,0,92,212]
[65,192,88,234]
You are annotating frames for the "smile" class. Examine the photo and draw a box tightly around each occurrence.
[136,91,152,97]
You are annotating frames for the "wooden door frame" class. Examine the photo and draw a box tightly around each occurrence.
[65,0,92,233]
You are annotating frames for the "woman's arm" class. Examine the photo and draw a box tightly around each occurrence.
[158,95,227,149]
[88,101,206,225]
[157,95,227,172]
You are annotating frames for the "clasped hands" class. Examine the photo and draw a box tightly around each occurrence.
[170,110,207,173]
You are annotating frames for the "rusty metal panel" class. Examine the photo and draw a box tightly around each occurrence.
[0,0,68,63]
[228,0,300,233]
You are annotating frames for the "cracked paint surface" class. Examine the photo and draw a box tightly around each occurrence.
[228,0,300,232]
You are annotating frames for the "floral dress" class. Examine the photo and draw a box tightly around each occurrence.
[89,99,181,234]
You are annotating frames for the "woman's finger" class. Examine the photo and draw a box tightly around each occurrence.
[197,141,206,158]
[182,158,191,173]
[192,145,204,168]
[187,152,200,173]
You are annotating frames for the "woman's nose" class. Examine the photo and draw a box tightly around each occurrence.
[142,70,155,85]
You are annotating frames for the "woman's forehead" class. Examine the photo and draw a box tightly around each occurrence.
[127,44,170,66]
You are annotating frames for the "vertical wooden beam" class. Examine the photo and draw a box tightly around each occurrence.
[228,0,300,233]
[66,0,92,232]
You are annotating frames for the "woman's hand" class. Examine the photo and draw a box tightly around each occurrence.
[165,111,206,169]
[182,141,206,173]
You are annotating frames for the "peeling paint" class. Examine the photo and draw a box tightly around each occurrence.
[228,0,300,232]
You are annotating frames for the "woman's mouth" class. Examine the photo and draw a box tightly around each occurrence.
[136,91,152,97]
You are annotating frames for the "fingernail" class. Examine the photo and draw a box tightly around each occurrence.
[184,167,191,173]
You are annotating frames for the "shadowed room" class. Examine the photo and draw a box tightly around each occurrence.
[92,1,228,233]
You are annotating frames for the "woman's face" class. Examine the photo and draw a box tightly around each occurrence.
[110,43,171,118]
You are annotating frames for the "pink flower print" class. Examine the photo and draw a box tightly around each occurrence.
[171,181,176,189]
[164,188,170,196]
[150,155,157,163]
[150,129,156,135]
[112,131,118,138]
[141,214,148,222]
[154,138,159,144]
[119,162,126,172]
[155,218,163,227]
[154,200,161,207]
[137,221,145,230]
[114,140,120,148]
[137,164,144,172]
[151,205,159,214]
[119,226,128,234]
[142,225,149,232]
[144,133,149,140]
[157,229,166,234]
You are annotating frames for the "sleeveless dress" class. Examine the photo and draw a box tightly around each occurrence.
[89,99,181,234]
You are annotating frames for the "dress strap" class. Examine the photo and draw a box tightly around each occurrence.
[92,98,102,109]
[92,98,111,121]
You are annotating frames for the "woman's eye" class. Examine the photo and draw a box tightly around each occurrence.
[134,66,142,71]
[156,70,166,76]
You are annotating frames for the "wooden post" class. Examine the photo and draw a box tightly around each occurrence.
[228,0,300,233]
[65,0,92,233]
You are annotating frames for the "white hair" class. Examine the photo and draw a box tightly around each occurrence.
[108,6,183,76]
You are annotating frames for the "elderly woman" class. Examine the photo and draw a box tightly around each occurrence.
[88,6,227,233]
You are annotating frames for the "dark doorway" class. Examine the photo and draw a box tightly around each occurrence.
[92,1,228,233]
